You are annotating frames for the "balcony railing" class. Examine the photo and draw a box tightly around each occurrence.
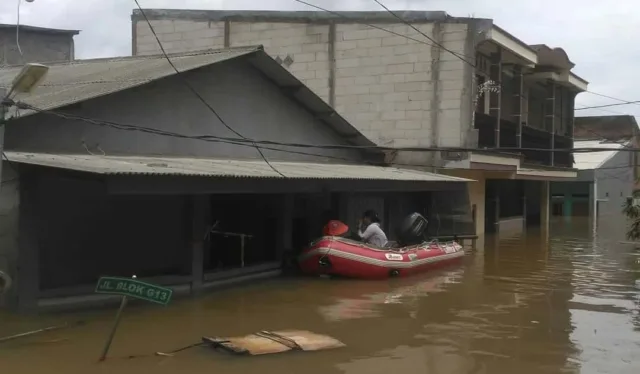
[474,112,573,168]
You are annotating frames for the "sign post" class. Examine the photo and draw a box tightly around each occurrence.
[98,293,128,361]
[95,275,173,361]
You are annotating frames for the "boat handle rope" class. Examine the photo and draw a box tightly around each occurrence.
[319,237,334,262]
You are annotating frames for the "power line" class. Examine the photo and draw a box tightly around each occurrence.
[584,91,640,108]
[371,0,474,67]
[293,0,474,60]
[6,102,637,175]
[133,0,286,178]
[14,100,640,155]
[575,100,640,111]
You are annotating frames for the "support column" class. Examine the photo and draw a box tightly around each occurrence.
[16,174,39,313]
[190,194,209,295]
[277,194,294,258]
[563,193,573,218]
[590,181,597,233]
[223,20,230,48]
[494,195,500,234]
[513,65,524,148]
[489,48,503,148]
[544,80,557,166]
[522,195,527,230]
[540,181,550,233]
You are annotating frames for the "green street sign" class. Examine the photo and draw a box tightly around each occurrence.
[95,276,173,305]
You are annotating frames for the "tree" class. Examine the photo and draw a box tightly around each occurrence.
[623,191,640,240]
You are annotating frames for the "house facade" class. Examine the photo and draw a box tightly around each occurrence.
[551,115,639,228]
[0,47,472,312]
[0,23,79,64]
[131,9,588,236]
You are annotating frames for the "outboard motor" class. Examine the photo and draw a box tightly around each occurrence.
[396,212,429,246]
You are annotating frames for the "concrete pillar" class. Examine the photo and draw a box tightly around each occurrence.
[489,48,503,147]
[16,175,39,312]
[540,181,550,232]
[277,194,294,258]
[522,195,527,229]
[589,181,597,232]
[0,167,20,310]
[189,194,209,295]
[563,193,573,218]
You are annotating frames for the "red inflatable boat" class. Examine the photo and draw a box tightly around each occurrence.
[298,237,464,280]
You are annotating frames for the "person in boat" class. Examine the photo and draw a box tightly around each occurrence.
[358,209,388,247]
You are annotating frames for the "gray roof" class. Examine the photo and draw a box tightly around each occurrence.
[4,152,474,182]
[0,23,79,35]
[574,115,638,141]
[0,46,258,114]
[0,45,374,148]
[131,9,459,23]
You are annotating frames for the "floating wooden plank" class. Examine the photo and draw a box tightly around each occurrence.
[202,330,345,356]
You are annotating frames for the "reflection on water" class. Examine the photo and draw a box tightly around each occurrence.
[1,218,639,374]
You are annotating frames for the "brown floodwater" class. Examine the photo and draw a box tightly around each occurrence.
[1,218,639,374]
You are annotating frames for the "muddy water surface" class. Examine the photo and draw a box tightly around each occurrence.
[1,219,639,373]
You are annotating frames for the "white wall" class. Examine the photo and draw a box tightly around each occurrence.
[595,150,634,223]
[134,19,473,166]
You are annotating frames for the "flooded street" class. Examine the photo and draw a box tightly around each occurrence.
[1,219,639,374]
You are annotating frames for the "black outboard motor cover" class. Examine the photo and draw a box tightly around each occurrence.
[396,212,429,246]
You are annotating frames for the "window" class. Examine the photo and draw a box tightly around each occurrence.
[605,192,609,198]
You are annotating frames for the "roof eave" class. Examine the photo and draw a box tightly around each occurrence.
[487,25,538,66]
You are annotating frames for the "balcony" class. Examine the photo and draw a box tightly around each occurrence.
[473,40,586,171]
[475,112,573,168]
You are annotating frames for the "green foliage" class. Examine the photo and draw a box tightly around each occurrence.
[623,190,640,240]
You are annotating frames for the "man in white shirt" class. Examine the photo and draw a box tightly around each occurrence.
[358,210,388,247]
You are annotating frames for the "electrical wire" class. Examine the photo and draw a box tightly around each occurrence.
[293,0,474,60]
[575,100,640,111]
[371,0,474,67]
[574,125,638,184]
[295,0,640,115]
[13,100,640,155]
[8,101,640,177]
[133,0,286,178]
[584,91,640,108]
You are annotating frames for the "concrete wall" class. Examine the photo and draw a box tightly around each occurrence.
[595,150,633,220]
[0,28,75,65]
[0,167,19,308]
[133,18,474,166]
[5,59,363,163]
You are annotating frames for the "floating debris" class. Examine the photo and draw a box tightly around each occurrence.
[202,330,345,356]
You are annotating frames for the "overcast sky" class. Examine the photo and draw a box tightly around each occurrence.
[1,0,638,119]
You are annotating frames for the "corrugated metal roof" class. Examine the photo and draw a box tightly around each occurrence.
[4,152,474,182]
[0,46,376,150]
[573,140,629,170]
[0,46,260,116]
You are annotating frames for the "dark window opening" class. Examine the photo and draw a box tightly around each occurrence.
[206,195,279,272]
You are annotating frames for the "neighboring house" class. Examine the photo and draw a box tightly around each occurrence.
[0,46,473,312]
[131,9,588,236]
[551,115,639,223]
[0,23,79,64]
